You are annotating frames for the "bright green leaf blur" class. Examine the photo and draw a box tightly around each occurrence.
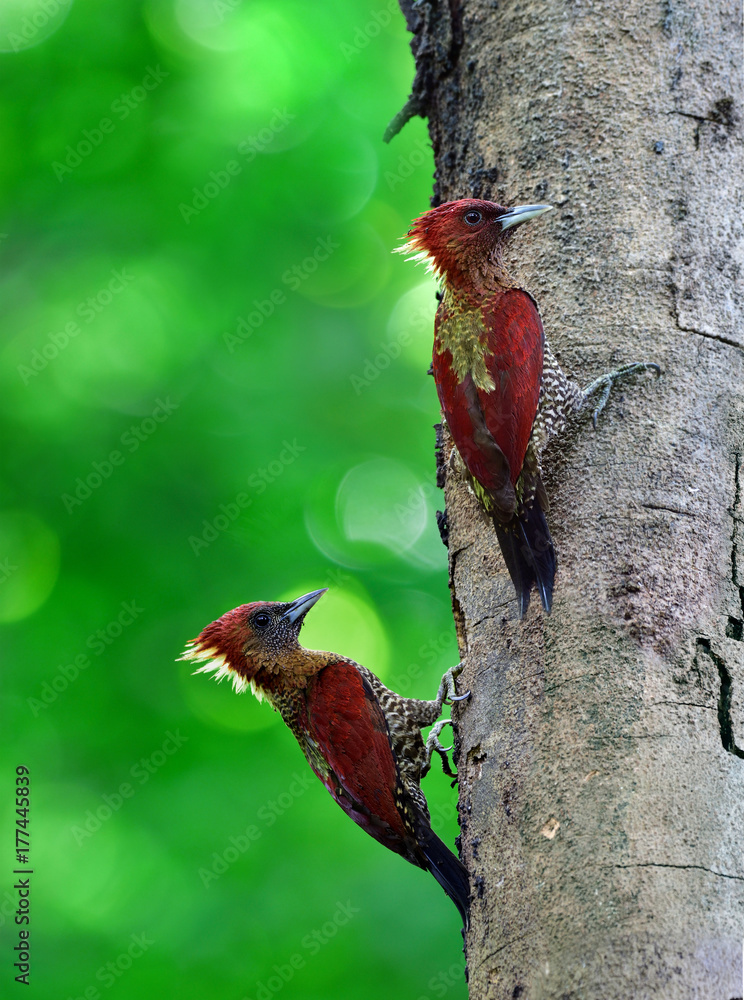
[2,2,466,998]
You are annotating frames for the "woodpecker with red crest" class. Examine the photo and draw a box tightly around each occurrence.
[180,588,470,924]
[398,199,659,615]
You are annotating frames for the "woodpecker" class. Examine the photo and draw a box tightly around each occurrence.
[398,199,659,615]
[180,588,470,924]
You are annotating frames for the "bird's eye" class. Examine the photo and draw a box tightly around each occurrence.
[464,211,482,226]
[253,613,271,629]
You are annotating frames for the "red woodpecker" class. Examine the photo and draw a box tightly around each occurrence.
[180,588,470,924]
[398,199,659,615]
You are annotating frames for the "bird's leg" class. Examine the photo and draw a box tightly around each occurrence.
[581,362,661,429]
[420,664,470,781]
[423,720,457,779]
[434,662,469,712]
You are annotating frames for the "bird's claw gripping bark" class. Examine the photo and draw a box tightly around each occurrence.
[420,665,469,781]
[435,663,469,710]
[583,362,661,429]
[424,720,458,779]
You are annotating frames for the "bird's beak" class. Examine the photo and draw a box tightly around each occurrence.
[281,588,328,624]
[495,204,553,231]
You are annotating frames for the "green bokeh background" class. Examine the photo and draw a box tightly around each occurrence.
[1,2,467,997]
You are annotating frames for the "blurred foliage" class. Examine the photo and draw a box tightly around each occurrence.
[1,1,467,998]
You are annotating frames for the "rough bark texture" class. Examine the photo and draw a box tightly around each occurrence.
[400,0,744,996]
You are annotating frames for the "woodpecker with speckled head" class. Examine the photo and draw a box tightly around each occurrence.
[398,199,659,615]
[180,588,470,924]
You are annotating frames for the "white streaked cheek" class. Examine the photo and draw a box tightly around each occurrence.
[179,644,250,694]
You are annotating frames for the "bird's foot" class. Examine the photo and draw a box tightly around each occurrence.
[435,663,469,710]
[424,720,457,780]
[582,362,661,429]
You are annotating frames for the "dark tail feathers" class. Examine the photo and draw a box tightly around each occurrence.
[419,828,470,927]
[494,501,556,617]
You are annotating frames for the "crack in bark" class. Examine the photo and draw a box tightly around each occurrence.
[667,101,737,151]
[647,700,714,710]
[610,862,744,882]
[732,451,742,591]
[695,639,744,760]
[668,255,743,355]
[469,600,513,631]
[450,542,473,564]
[469,613,498,631]
[669,109,731,125]
[668,251,741,350]
[544,672,600,694]
[589,733,673,742]
[472,934,530,971]
[728,453,744,637]
[675,322,744,351]
[641,502,698,518]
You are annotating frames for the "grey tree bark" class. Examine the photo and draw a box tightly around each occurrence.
[396,0,744,996]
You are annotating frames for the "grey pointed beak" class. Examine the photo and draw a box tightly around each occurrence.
[495,204,553,231]
[280,588,328,624]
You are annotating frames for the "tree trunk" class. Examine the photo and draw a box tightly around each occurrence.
[398,0,744,995]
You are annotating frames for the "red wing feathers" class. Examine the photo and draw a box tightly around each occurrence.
[479,289,543,480]
[306,661,413,854]
[432,354,511,497]
[433,289,543,492]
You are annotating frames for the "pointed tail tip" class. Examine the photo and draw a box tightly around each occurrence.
[495,504,556,618]
[517,586,531,619]
[420,831,470,927]
[517,582,551,618]
[535,567,554,616]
